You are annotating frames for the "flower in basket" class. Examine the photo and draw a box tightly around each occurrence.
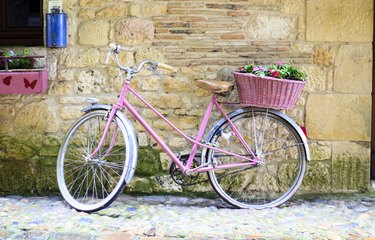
[240,61,307,81]
[0,49,35,70]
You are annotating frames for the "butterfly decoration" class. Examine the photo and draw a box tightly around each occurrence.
[0,69,47,94]
[2,76,12,86]
[24,78,37,89]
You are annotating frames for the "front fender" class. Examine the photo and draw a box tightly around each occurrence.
[82,104,138,184]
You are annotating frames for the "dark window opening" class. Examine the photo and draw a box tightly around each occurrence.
[0,0,43,46]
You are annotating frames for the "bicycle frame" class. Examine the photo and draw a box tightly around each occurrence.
[91,80,262,175]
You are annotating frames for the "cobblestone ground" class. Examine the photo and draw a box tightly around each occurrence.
[0,193,374,240]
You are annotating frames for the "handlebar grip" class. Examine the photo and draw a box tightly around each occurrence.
[158,62,177,72]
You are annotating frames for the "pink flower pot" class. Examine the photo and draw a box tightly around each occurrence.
[0,69,48,94]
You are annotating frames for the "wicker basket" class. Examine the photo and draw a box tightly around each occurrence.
[233,72,306,110]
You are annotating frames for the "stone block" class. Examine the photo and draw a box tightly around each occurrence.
[281,0,304,15]
[138,132,149,147]
[135,147,162,177]
[332,142,370,191]
[135,48,163,64]
[0,104,14,120]
[35,163,58,194]
[310,141,331,161]
[60,48,100,68]
[57,69,76,81]
[163,76,193,93]
[0,161,35,195]
[130,3,167,17]
[159,94,182,109]
[160,152,171,171]
[47,52,58,80]
[96,5,129,18]
[79,0,101,7]
[60,106,83,120]
[59,97,87,105]
[127,177,155,193]
[66,14,78,46]
[49,80,74,95]
[303,66,327,93]
[245,13,297,40]
[250,0,280,5]
[0,120,12,134]
[306,0,373,42]
[172,116,197,130]
[78,20,109,46]
[313,46,334,67]
[76,70,106,94]
[300,161,331,192]
[141,75,160,91]
[306,94,371,141]
[78,9,95,19]
[15,99,59,133]
[153,116,197,131]
[168,137,189,148]
[115,18,155,45]
[334,44,372,93]
[0,137,34,161]
[62,0,78,11]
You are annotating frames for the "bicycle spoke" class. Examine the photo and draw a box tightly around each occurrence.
[66,164,88,191]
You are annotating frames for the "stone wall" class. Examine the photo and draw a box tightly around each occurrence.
[0,0,372,195]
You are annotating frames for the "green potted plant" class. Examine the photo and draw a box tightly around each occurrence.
[233,61,307,109]
[0,50,34,70]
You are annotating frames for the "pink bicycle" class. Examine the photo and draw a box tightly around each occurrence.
[57,44,310,212]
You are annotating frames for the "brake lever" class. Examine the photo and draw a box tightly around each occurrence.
[148,63,162,80]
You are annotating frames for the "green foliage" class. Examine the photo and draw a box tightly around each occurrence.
[240,61,307,81]
[0,49,34,70]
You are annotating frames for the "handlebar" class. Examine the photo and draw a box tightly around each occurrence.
[106,43,177,73]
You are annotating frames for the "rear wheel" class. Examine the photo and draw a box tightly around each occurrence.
[57,110,132,212]
[206,108,307,209]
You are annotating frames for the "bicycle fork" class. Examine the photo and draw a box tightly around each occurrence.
[89,106,121,159]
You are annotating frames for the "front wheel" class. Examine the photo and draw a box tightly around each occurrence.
[57,110,134,212]
[206,108,307,209]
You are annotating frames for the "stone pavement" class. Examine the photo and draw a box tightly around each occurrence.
[0,193,374,240]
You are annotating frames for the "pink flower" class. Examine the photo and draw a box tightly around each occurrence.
[275,60,283,67]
